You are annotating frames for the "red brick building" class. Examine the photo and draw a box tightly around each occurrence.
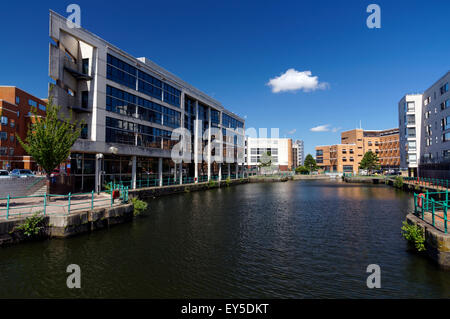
[0,87,47,170]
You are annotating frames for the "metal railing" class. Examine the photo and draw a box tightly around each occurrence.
[0,184,129,220]
[108,174,246,190]
[404,177,450,190]
[414,190,449,233]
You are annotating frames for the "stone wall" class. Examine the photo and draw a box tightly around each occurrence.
[406,213,450,269]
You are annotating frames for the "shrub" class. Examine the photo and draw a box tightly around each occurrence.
[208,180,218,188]
[394,176,403,189]
[225,177,231,187]
[401,220,426,251]
[130,197,148,216]
[16,212,45,237]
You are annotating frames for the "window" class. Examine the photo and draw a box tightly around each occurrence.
[10,120,15,128]
[28,99,37,107]
[424,96,431,106]
[316,150,323,156]
[440,83,448,95]
[9,134,14,143]
[408,141,416,151]
[409,154,417,163]
[106,54,137,90]
[406,102,415,112]
[163,83,181,107]
[82,58,89,75]
[443,132,450,142]
[39,104,46,112]
[81,124,88,139]
[444,116,450,131]
[15,96,19,104]
[407,127,416,138]
[81,91,89,109]
[441,100,450,110]
[407,114,415,125]
[0,132,7,140]
[1,116,7,125]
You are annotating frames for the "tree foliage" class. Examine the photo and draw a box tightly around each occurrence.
[16,95,82,177]
[359,151,380,172]
[295,165,310,174]
[303,154,318,171]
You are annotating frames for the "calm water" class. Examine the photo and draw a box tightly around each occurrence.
[1,180,450,298]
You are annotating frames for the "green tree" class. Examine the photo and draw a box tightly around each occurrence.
[359,151,380,173]
[17,95,83,193]
[295,165,310,174]
[303,154,318,172]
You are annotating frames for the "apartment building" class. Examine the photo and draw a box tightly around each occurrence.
[48,11,245,193]
[246,137,293,171]
[398,94,422,177]
[0,87,47,170]
[315,128,400,174]
[292,140,304,167]
[419,71,450,179]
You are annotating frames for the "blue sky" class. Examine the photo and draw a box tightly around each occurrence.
[1,0,449,156]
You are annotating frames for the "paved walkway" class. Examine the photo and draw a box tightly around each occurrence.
[0,192,122,220]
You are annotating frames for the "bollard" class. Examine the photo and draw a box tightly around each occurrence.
[43,192,47,216]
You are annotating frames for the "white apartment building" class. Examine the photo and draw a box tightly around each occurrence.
[292,140,304,167]
[246,137,293,171]
[48,11,245,192]
[420,71,450,179]
[398,94,422,177]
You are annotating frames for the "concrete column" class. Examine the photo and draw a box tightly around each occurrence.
[207,107,211,181]
[194,101,199,183]
[218,163,222,182]
[228,163,231,179]
[179,162,183,184]
[131,155,136,189]
[235,163,238,179]
[158,157,163,187]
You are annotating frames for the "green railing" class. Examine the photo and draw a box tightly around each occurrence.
[404,177,450,190]
[413,190,449,233]
[109,173,245,190]
[0,184,129,220]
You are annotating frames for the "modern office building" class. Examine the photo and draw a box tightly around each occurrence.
[292,140,304,167]
[419,71,450,179]
[48,10,245,192]
[246,137,293,171]
[315,128,400,174]
[0,87,47,170]
[398,94,423,177]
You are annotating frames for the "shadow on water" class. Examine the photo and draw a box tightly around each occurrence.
[1,179,450,298]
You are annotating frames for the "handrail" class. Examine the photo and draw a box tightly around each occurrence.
[413,190,449,233]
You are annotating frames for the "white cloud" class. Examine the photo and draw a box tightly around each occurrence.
[287,128,296,134]
[267,68,328,93]
[332,127,342,133]
[310,124,330,132]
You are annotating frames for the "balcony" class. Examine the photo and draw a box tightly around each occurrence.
[50,85,92,113]
[63,56,92,81]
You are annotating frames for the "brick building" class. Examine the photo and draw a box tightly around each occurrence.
[315,128,400,174]
[0,87,47,170]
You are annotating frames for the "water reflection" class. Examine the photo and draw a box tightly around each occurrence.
[0,180,450,298]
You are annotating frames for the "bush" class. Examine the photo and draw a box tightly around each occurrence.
[208,180,218,188]
[16,212,45,237]
[401,220,426,251]
[130,197,148,216]
[225,177,231,187]
[295,166,310,175]
[394,176,403,189]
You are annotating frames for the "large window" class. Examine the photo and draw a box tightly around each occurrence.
[163,83,181,107]
[106,54,137,89]
[440,83,449,95]
[138,70,162,100]
[106,85,180,128]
